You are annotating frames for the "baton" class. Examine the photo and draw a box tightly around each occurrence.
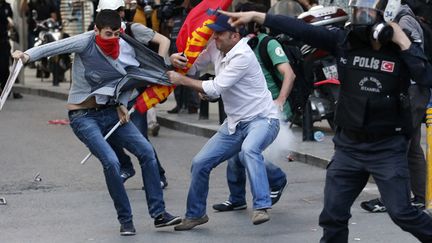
[80,107,135,165]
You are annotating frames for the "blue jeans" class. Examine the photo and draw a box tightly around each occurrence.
[226,155,286,205]
[68,107,165,224]
[111,109,166,179]
[319,131,432,242]
[185,117,280,218]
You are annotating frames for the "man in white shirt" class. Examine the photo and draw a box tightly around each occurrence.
[167,14,280,230]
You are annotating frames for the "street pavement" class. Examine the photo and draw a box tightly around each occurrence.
[0,68,424,242]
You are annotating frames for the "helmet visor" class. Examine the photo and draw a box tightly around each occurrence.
[350,6,378,25]
[348,0,387,10]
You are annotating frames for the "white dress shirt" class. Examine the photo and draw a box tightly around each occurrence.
[189,38,278,134]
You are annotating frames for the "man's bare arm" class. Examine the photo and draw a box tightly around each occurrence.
[151,32,171,57]
[274,62,295,108]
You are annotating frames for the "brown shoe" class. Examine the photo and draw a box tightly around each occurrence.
[252,209,270,225]
[174,215,209,231]
[188,107,198,114]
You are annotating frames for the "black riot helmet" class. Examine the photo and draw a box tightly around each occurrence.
[349,0,389,25]
[348,0,397,44]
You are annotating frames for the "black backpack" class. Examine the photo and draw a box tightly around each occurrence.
[248,35,311,116]
[403,0,432,24]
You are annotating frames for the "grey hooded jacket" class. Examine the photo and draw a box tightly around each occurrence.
[396,4,424,49]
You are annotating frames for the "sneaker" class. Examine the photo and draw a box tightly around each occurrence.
[411,196,425,209]
[174,215,209,231]
[212,200,247,212]
[271,179,287,205]
[425,208,432,217]
[360,198,387,213]
[149,123,160,137]
[120,221,136,236]
[252,209,270,225]
[120,169,135,183]
[142,179,168,191]
[160,178,168,189]
[154,212,182,228]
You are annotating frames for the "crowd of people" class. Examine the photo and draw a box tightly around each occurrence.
[5,0,432,241]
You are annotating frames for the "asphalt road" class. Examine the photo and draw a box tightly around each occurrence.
[0,95,420,243]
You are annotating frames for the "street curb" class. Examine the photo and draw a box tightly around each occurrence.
[14,86,331,168]
[158,117,217,138]
[289,151,328,169]
[14,85,68,101]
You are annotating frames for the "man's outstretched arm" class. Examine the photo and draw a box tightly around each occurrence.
[166,71,205,93]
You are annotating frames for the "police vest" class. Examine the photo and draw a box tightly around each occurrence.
[335,44,412,135]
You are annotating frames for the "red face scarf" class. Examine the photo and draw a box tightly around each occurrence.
[95,35,120,59]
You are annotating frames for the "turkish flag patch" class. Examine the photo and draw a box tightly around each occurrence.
[381,61,395,72]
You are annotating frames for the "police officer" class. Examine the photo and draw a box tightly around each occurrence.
[360,2,430,213]
[220,0,432,242]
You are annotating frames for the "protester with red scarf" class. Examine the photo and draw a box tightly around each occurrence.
[12,9,180,236]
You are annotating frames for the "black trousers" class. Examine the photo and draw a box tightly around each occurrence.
[0,40,10,91]
[319,131,432,243]
[408,85,430,203]
[173,85,199,110]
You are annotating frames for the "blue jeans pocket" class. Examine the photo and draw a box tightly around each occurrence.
[217,122,230,135]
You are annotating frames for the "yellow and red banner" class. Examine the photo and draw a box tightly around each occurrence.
[134,0,232,113]
[135,85,175,114]
[176,0,233,74]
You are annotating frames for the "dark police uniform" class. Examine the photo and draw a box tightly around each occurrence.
[262,13,432,243]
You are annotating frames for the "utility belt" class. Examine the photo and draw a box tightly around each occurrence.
[341,128,392,142]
